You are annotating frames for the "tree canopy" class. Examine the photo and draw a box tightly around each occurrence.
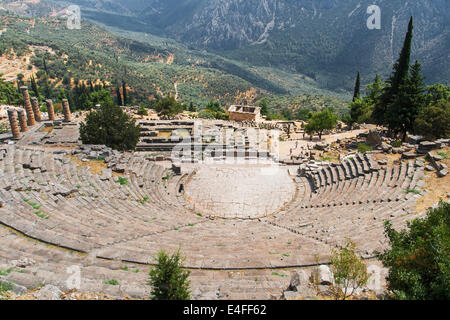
[153,96,183,119]
[305,108,338,140]
[79,100,140,151]
[377,201,450,300]
[0,76,22,105]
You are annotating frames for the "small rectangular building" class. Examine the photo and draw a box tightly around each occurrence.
[228,105,262,122]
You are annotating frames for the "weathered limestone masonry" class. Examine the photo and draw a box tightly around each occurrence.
[31,97,42,121]
[17,108,28,132]
[62,99,71,122]
[46,99,56,121]
[7,109,21,139]
[20,86,35,126]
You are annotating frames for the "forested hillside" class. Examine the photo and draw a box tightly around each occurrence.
[0,13,349,114]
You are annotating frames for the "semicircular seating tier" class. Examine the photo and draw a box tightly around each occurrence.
[0,147,426,273]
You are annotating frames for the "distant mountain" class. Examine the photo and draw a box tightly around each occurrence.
[2,0,449,92]
[43,0,449,90]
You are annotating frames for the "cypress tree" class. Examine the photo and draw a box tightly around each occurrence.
[391,17,414,95]
[373,17,414,129]
[30,75,39,98]
[122,82,127,106]
[353,72,361,102]
[116,86,123,106]
[43,58,48,76]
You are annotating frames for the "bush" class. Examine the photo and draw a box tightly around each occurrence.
[377,201,450,300]
[137,104,148,116]
[329,240,369,300]
[148,250,191,300]
[79,102,140,151]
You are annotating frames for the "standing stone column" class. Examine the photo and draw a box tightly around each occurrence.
[31,97,42,121]
[17,109,28,132]
[7,109,21,139]
[62,99,71,122]
[20,86,35,126]
[46,99,56,121]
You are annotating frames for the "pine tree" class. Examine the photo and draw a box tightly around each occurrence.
[366,74,384,104]
[352,72,361,102]
[148,250,191,300]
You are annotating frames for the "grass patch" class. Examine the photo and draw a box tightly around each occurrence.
[34,210,50,219]
[272,272,288,278]
[358,143,373,153]
[116,177,128,186]
[0,268,13,276]
[23,199,41,210]
[437,152,449,159]
[196,213,202,217]
[139,196,149,205]
[104,279,119,286]
[392,141,402,148]
[162,172,172,181]
[405,189,421,195]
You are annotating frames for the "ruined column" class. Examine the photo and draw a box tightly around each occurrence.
[31,97,42,121]
[7,109,21,139]
[62,99,71,122]
[20,86,35,126]
[46,99,56,121]
[17,109,28,133]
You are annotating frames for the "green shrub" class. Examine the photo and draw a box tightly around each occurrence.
[329,240,369,300]
[116,177,128,186]
[0,281,13,293]
[377,201,450,300]
[104,279,119,286]
[148,250,191,300]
